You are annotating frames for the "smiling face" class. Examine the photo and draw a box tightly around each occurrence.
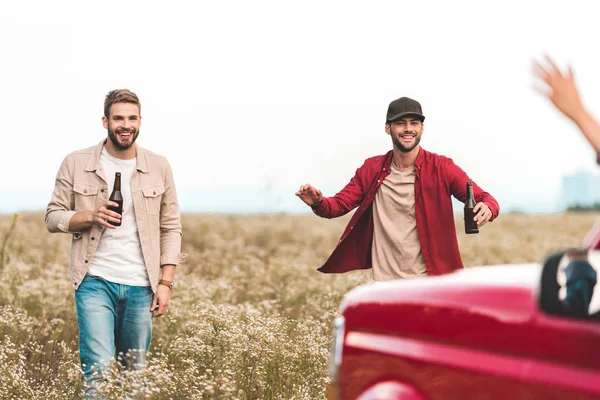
[386,116,424,153]
[102,102,141,151]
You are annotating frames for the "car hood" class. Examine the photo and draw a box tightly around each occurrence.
[339,263,542,348]
[341,263,541,316]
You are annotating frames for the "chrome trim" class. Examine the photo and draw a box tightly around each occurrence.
[328,316,345,386]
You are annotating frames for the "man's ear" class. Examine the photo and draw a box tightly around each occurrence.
[102,115,108,129]
[385,123,391,135]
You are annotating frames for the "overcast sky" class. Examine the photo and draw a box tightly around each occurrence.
[1,0,599,212]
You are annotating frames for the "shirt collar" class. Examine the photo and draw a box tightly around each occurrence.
[85,139,148,173]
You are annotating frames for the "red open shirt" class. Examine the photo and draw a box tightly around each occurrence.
[312,148,500,276]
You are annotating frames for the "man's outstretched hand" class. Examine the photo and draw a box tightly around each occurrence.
[296,184,323,206]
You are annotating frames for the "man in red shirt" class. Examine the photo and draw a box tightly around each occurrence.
[296,97,500,281]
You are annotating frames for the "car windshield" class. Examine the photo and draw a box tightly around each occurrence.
[556,249,600,318]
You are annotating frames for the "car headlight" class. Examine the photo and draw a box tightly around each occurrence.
[327,316,345,400]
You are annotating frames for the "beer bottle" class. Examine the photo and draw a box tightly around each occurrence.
[107,172,123,227]
[464,181,479,234]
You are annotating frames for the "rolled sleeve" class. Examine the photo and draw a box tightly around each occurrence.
[57,210,78,233]
[160,251,187,267]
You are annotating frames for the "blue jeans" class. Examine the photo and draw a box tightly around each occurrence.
[75,273,153,396]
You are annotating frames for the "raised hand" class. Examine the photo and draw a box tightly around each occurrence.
[533,55,600,151]
[533,55,585,122]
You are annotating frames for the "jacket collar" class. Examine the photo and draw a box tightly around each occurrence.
[136,145,149,173]
[383,150,393,172]
[414,146,425,170]
[85,139,149,173]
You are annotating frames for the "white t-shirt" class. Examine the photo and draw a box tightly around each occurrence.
[88,148,150,286]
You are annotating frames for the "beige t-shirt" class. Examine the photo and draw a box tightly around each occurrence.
[371,163,428,281]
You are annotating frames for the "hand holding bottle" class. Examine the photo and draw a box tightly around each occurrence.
[472,202,492,227]
[107,172,123,227]
[464,182,493,233]
[92,201,122,229]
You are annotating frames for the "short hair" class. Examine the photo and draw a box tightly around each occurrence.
[104,89,141,118]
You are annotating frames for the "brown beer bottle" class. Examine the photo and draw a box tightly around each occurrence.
[107,172,123,227]
[464,181,479,234]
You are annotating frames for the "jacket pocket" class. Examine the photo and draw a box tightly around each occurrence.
[142,184,165,215]
[73,182,99,211]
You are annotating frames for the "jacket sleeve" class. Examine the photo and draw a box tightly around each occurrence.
[45,155,80,236]
[311,162,368,219]
[444,158,500,222]
[159,160,186,267]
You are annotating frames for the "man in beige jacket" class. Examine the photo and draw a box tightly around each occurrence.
[46,89,185,397]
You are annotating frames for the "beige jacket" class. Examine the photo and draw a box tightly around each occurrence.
[45,140,185,293]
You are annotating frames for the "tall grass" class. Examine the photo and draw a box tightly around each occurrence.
[0,211,597,399]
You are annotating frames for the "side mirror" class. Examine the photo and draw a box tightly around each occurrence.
[539,248,599,320]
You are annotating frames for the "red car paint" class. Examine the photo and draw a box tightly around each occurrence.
[333,264,600,400]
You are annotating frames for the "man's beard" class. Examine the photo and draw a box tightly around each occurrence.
[393,132,421,153]
[108,127,139,150]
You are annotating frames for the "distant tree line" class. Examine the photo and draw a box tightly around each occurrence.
[567,203,600,212]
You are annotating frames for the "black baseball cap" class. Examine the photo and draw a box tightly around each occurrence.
[386,97,425,122]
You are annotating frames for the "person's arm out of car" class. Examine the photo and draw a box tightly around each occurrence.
[534,55,600,155]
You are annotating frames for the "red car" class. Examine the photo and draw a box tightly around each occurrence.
[327,250,600,400]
